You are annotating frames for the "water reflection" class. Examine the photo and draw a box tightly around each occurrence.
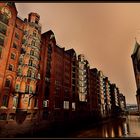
[71,116,140,138]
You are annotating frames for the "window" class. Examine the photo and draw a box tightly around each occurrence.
[0,113,7,120]
[0,23,7,35]
[55,98,61,109]
[29,59,33,66]
[0,35,4,46]
[2,95,8,107]
[29,86,33,93]
[12,43,17,49]
[33,32,36,37]
[15,33,19,39]
[72,102,76,111]
[34,98,38,107]
[15,84,20,92]
[5,79,11,87]
[17,68,22,76]
[27,69,31,77]
[31,72,35,78]
[11,53,16,60]
[0,14,9,25]
[0,47,2,58]
[13,97,18,108]
[30,50,34,55]
[8,64,14,71]
[63,101,69,109]
[9,113,15,120]
[19,57,23,64]
[25,85,29,93]
[31,40,35,46]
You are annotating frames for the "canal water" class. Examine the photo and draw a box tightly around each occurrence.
[23,115,140,138]
[68,115,140,138]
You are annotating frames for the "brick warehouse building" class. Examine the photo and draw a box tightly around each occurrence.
[0,2,126,137]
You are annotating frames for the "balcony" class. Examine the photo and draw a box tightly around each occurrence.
[28,64,37,70]
[30,53,39,60]
[30,44,40,51]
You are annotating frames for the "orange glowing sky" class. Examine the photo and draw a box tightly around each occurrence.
[16,3,140,104]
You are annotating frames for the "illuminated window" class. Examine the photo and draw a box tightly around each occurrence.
[17,67,22,76]
[5,79,11,87]
[72,102,76,111]
[63,101,69,109]
[25,85,29,93]
[2,95,8,107]
[11,53,16,60]
[29,86,33,93]
[8,64,14,71]
[13,97,18,108]
[15,84,20,92]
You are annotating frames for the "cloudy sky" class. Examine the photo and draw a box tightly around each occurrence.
[16,3,140,104]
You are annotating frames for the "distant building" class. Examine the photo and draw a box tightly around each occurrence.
[119,93,126,111]
[131,40,140,114]
[103,77,111,117]
[110,84,120,115]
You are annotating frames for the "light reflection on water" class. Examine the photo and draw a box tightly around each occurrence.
[71,115,140,138]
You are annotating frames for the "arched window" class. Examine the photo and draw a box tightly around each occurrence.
[0,113,7,120]
[2,95,8,107]
[5,78,11,87]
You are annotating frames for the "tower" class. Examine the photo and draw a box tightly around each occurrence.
[15,12,41,110]
[131,40,140,114]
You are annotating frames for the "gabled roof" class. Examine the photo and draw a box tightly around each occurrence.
[65,48,76,56]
